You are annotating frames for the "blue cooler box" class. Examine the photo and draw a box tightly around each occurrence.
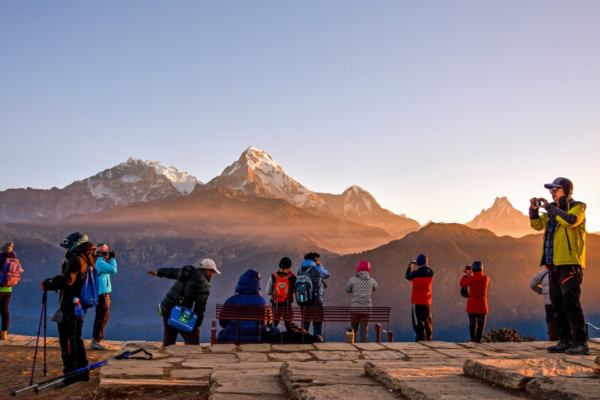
[168,305,198,332]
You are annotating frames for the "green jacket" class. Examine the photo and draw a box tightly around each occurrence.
[530,197,587,268]
[158,266,211,320]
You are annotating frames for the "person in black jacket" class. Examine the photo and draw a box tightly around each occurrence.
[148,258,219,346]
[41,232,96,388]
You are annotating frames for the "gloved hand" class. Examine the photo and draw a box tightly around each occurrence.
[109,251,116,259]
[41,278,52,292]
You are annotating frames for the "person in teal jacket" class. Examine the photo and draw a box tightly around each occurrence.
[91,243,117,350]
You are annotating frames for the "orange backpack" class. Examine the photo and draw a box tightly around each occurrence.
[272,272,293,304]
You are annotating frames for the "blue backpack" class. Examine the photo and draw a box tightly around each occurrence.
[80,263,99,310]
[294,267,314,305]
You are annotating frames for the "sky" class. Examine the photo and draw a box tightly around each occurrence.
[1,1,600,230]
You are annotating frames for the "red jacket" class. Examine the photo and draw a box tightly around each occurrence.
[460,271,489,314]
[406,265,434,305]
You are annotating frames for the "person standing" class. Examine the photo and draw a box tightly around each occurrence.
[0,242,17,340]
[405,254,434,341]
[345,260,378,343]
[460,261,489,343]
[530,177,589,355]
[297,252,330,337]
[91,243,117,350]
[266,257,296,332]
[148,258,217,346]
[41,232,96,388]
[530,267,558,341]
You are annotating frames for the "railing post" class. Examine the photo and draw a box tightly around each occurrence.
[388,331,394,342]
[211,319,216,345]
[375,323,382,343]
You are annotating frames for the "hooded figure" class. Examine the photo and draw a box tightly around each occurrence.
[217,269,269,343]
[345,260,378,342]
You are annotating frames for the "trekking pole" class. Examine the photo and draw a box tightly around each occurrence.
[34,361,107,393]
[29,291,47,386]
[113,347,153,360]
[9,360,106,396]
[43,291,47,376]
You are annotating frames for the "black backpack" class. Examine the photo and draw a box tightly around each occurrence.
[461,286,469,298]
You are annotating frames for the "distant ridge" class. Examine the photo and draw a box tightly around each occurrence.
[466,197,535,238]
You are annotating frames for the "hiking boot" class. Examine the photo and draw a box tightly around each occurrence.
[91,340,107,350]
[0,331,7,340]
[565,341,590,356]
[547,339,572,353]
[315,335,324,343]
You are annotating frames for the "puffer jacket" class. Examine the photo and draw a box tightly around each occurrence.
[459,271,489,314]
[530,269,550,305]
[158,266,211,326]
[345,271,378,308]
[530,197,587,268]
[45,242,97,311]
[217,269,269,343]
[405,265,434,305]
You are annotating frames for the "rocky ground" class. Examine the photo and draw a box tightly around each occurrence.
[1,335,599,399]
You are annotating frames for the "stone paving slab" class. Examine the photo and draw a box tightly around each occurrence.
[526,376,600,400]
[171,369,212,379]
[239,343,272,352]
[238,352,270,362]
[208,343,239,353]
[210,371,286,397]
[313,342,358,351]
[101,367,165,377]
[596,355,600,366]
[434,349,480,358]
[381,342,427,351]
[268,352,313,361]
[311,351,361,361]
[209,394,286,400]
[420,341,464,349]
[362,350,405,360]
[353,342,386,351]
[401,350,448,359]
[272,344,315,352]
[297,383,400,399]
[463,358,599,390]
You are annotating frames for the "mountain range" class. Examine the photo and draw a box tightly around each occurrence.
[466,196,535,238]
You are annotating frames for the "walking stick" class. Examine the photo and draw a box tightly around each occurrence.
[43,291,47,376]
[29,291,47,386]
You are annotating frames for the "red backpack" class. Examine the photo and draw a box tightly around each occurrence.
[272,272,293,304]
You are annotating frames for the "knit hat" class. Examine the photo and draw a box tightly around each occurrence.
[472,261,483,272]
[1,242,14,253]
[544,177,573,196]
[96,243,109,253]
[416,254,428,267]
[279,257,292,270]
[356,260,371,274]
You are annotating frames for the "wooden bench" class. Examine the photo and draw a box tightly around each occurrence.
[211,304,393,345]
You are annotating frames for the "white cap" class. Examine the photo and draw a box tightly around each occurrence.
[193,258,221,274]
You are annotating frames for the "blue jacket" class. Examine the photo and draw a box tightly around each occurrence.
[217,269,269,343]
[96,257,117,295]
[297,260,330,301]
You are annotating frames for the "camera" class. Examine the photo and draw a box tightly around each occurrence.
[464,266,472,272]
[534,200,544,207]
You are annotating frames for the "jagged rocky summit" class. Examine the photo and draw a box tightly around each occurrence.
[466,196,535,238]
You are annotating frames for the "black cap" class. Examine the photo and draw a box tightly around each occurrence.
[279,257,292,270]
[544,177,573,196]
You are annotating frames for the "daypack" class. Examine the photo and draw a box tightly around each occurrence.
[294,267,314,305]
[79,263,99,309]
[0,257,23,287]
[461,286,469,298]
[272,272,293,304]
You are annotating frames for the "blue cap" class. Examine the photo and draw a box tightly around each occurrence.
[416,254,428,266]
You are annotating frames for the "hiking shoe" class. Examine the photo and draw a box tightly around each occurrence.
[91,341,107,350]
[565,341,590,356]
[547,339,572,353]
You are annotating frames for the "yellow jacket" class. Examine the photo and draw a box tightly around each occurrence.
[530,198,587,268]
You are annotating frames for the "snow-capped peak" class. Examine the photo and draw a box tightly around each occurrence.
[122,157,202,194]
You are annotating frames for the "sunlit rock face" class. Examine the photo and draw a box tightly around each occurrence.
[466,197,535,238]
[0,157,202,223]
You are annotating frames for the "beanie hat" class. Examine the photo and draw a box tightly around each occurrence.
[1,242,14,253]
[356,260,371,274]
[472,261,483,272]
[96,243,109,253]
[279,257,292,270]
[416,254,428,267]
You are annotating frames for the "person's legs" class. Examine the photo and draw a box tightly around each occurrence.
[282,304,293,332]
[424,305,433,341]
[181,327,200,345]
[57,311,87,385]
[162,309,179,347]
[92,294,110,343]
[359,314,368,343]
[300,305,312,332]
[545,304,558,341]
[74,315,89,382]
[474,314,486,343]
[468,313,476,342]
[0,292,11,333]
[412,305,425,341]
[548,265,571,341]
[558,266,587,343]
[312,301,324,337]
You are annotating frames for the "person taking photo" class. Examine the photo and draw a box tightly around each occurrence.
[459,261,489,343]
[530,177,588,355]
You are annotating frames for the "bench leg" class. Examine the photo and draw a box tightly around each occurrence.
[388,331,394,342]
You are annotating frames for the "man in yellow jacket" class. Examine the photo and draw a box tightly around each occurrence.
[530,177,588,355]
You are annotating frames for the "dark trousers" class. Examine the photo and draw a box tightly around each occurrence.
[162,308,200,346]
[272,303,293,331]
[545,304,558,341]
[302,300,323,337]
[351,310,369,343]
[0,292,11,331]
[548,264,587,342]
[57,310,89,384]
[468,313,487,343]
[92,293,111,342]
[412,304,432,341]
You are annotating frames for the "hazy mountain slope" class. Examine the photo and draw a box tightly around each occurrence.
[466,197,535,237]
[0,157,201,223]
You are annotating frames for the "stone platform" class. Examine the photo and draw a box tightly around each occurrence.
[2,335,599,399]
